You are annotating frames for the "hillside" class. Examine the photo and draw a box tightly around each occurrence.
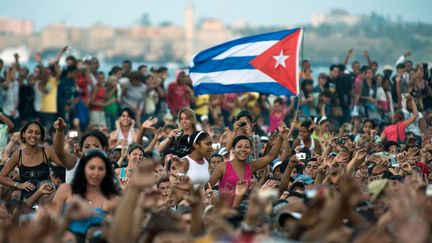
[234,13,432,67]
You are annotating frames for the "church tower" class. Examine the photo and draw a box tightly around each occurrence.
[184,0,195,64]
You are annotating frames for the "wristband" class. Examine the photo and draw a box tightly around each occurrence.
[14,182,19,188]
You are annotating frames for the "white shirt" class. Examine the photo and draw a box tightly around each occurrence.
[184,155,210,185]
[3,80,19,118]
[65,158,79,184]
[403,109,423,137]
[34,80,43,112]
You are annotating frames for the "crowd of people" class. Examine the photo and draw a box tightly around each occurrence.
[0,46,431,242]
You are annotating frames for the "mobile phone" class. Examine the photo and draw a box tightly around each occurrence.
[305,189,317,199]
[336,138,345,145]
[296,153,306,160]
[68,130,78,138]
[212,143,221,151]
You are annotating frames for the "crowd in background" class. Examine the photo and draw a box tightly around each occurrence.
[0,46,431,242]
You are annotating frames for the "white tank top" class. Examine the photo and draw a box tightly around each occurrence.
[184,155,210,185]
[116,129,134,145]
[65,158,80,184]
[300,136,315,152]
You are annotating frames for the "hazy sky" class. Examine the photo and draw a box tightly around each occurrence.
[1,0,431,30]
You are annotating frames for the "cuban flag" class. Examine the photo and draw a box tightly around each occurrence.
[190,28,303,96]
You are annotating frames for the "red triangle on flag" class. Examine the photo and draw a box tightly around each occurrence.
[249,29,301,95]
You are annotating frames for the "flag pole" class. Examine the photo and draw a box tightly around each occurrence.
[293,27,305,123]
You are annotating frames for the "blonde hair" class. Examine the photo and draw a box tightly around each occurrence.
[178,107,197,131]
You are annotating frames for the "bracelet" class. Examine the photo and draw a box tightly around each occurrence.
[14,182,19,188]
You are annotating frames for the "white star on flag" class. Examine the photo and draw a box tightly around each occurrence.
[273,50,289,68]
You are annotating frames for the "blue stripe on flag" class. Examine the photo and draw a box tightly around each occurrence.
[193,28,299,64]
[189,56,255,73]
[193,82,295,96]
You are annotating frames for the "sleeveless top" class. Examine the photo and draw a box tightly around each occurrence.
[90,84,106,111]
[219,161,253,206]
[116,129,134,145]
[184,155,210,185]
[18,148,50,199]
[299,136,315,152]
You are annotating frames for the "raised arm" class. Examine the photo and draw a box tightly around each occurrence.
[53,118,77,170]
[396,51,411,66]
[0,112,14,133]
[343,49,353,67]
[251,125,287,171]
[111,161,157,242]
[403,97,418,127]
[13,53,21,70]
[54,46,68,64]
[144,128,163,153]
[279,157,297,196]
[363,50,373,68]
[134,117,158,145]
[157,129,179,154]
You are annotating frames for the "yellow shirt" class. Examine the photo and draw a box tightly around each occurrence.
[239,92,260,109]
[194,94,210,116]
[40,77,58,113]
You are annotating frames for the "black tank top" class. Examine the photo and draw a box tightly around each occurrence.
[18,148,50,199]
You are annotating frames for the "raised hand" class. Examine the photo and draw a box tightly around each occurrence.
[130,159,157,189]
[352,148,368,162]
[347,48,353,57]
[141,116,158,129]
[54,118,67,132]
[234,180,248,197]
[260,180,278,190]
[333,151,350,164]
[403,51,412,57]
[363,50,369,57]
[172,174,193,191]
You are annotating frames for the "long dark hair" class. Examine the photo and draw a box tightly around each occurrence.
[71,149,119,198]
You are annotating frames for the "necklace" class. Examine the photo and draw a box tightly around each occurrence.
[26,149,38,159]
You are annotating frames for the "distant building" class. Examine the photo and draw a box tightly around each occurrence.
[0,17,33,35]
[41,24,68,49]
[196,18,233,52]
[311,9,361,27]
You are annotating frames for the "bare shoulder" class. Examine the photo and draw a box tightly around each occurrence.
[57,183,72,192]
[106,195,120,211]
[216,162,227,174]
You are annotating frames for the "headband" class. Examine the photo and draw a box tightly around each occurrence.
[189,131,205,145]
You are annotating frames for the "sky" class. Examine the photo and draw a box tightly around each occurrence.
[1,0,431,30]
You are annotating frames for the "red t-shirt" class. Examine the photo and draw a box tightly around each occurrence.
[383,122,408,142]
[167,82,190,114]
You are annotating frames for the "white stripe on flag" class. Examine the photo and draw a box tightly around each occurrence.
[212,41,278,60]
[191,69,276,86]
